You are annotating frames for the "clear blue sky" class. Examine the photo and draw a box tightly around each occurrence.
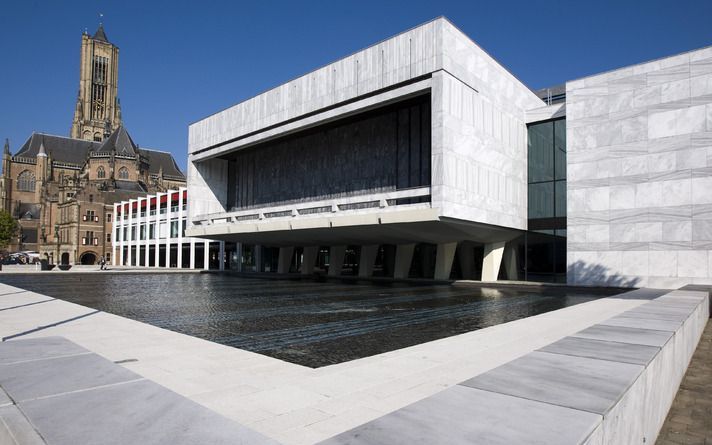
[1,0,711,172]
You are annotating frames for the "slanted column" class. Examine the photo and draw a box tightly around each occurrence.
[503,244,519,281]
[203,240,210,270]
[393,244,415,279]
[482,241,505,281]
[328,245,346,276]
[301,246,318,275]
[457,242,476,280]
[434,242,457,281]
[358,245,379,278]
[277,247,294,274]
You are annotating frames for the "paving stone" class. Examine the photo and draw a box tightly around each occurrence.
[598,316,683,332]
[20,378,279,445]
[572,324,673,347]
[0,352,141,402]
[538,336,660,365]
[0,386,11,407]
[0,336,88,365]
[618,308,690,322]
[0,405,45,445]
[318,385,602,445]
[460,351,643,415]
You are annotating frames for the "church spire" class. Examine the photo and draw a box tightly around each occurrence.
[3,139,9,156]
[93,23,109,43]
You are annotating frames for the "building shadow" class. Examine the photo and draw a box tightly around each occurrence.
[567,260,641,288]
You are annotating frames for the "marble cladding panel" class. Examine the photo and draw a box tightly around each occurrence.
[567,46,712,286]
[432,70,529,230]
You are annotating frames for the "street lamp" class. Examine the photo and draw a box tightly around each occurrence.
[54,223,60,265]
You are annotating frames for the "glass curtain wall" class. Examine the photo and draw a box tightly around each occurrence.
[524,118,567,282]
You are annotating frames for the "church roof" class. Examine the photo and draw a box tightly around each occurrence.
[96,126,138,156]
[15,133,100,165]
[93,24,110,43]
[143,149,185,179]
[11,129,185,180]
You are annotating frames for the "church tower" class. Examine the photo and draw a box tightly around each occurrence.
[70,24,122,142]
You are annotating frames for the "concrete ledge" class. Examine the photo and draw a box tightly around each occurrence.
[319,288,710,444]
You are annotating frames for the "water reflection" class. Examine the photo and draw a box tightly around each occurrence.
[0,274,620,368]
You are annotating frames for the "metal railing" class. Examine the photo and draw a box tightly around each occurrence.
[193,186,431,226]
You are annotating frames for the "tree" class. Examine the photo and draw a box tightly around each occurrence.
[0,210,18,250]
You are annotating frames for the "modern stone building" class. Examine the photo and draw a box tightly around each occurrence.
[186,17,712,287]
[0,25,186,264]
[112,187,226,270]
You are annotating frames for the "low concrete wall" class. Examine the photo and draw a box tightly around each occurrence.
[584,290,709,444]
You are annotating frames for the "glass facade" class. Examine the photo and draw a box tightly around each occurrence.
[511,118,567,283]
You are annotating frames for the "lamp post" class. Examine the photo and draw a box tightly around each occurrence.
[54,223,60,265]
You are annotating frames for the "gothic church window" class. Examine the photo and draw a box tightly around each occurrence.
[97,166,105,178]
[118,167,129,180]
[17,170,36,192]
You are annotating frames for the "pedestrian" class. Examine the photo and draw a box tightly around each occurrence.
[99,255,105,271]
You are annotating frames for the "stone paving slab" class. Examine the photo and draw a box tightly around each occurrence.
[598,316,683,332]
[20,378,280,445]
[538,336,660,366]
[0,405,45,445]
[318,385,602,445]
[459,351,643,415]
[0,386,11,406]
[571,324,673,347]
[617,308,690,322]
[0,336,88,365]
[0,352,141,402]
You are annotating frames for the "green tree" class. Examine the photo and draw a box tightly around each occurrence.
[0,210,18,250]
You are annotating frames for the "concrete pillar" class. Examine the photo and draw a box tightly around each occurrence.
[127,200,133,266]
[203,240,209,270]
[177,189,184,269]
[457,243,476,280]
[434,242,457,281]
[278,246,294,274]
[144,198,151,267]
[154,193,161,268]
[165,193,172,268]
[482,241,505,281]
[358,245,379,278]
[393,244,415,279]
[301,246,318,275]
[503,243,519,281]
[328,245,346,276]
[235,242,243,272]
[189,238,195,269]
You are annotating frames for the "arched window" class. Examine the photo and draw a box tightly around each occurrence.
[118,167,129,180]
[17,170,36,192]
[97,166,106,178]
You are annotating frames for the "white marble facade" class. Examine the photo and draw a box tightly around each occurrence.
[566,46,712,288]
[187,17,542,234]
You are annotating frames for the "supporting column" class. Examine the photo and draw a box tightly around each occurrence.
[144,198,151,266]
[393,244,415,279]
[301,246,318,275]
[154,193,162,268]
[127,199,133,266]
[235,242,243,272]
[189,238,196,269]
[277,246,294,274]
[165,193,172,268]
[434,242,457,281]
[457,242,476,280]
[203,240,210,270]
[358,245,379,278]
[328,245,346,277]
[482,241,505,281]
[177,189,184,269]
[503,243,519,281]
[255,245,263,272]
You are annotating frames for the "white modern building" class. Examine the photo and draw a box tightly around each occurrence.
[186,17,712,287]
[112,187,229,270]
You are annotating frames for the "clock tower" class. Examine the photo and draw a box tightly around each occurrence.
[70,24,122,142]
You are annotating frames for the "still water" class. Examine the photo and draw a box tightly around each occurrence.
[0,274,620,367]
